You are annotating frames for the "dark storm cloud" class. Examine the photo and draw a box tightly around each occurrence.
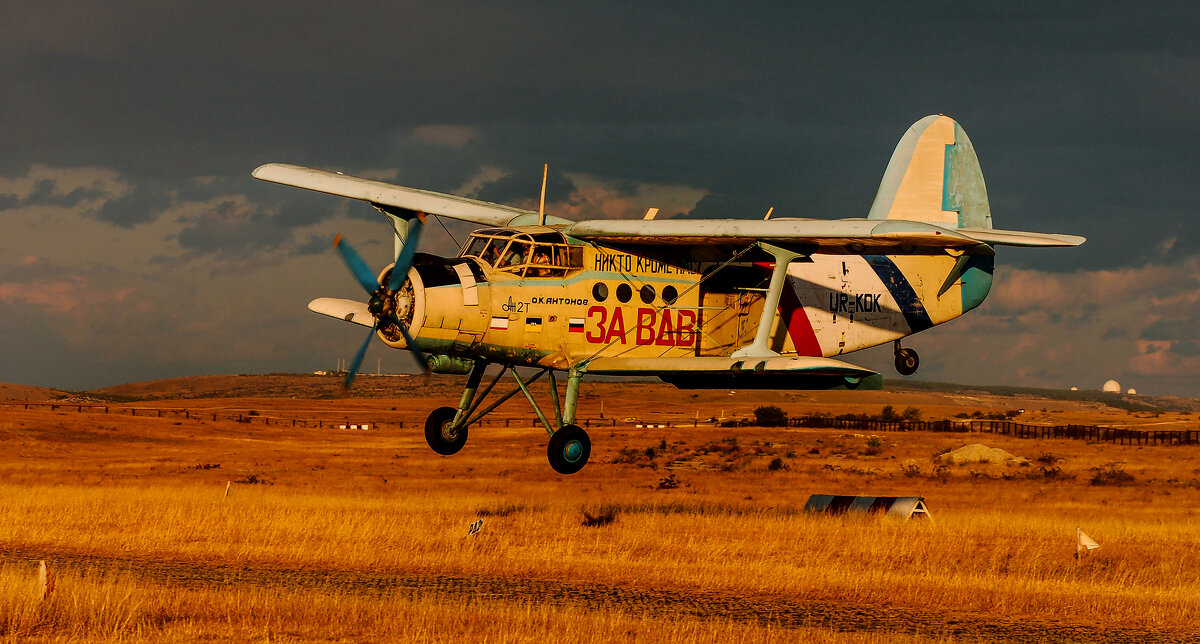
[294,234,333,257]
[4,1,1200,391]
[175,200,287,253]
[0,179,106,211]
[2,3,1196,271]
[473,167,576,206]
[94,183,173,228]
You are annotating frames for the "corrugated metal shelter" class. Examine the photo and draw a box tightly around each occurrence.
[803,495,930,520]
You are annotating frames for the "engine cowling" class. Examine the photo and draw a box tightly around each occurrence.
[374,256,486,351]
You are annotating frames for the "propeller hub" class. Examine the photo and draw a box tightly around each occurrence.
[367,292,386,315]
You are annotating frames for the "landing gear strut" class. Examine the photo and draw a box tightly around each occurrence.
[422,360,592,474]
[894,340,919,376]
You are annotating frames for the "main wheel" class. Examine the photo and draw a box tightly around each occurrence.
[895,348,920,376]
[425,406,468,455]
[547,424,590,475]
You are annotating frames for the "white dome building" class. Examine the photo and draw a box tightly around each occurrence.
[1127,388,1137,395]
[1102,380,1121,393]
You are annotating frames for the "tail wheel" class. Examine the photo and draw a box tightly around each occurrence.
[425,406,468,455]
[547,424,590,475]
[895,348,920,376]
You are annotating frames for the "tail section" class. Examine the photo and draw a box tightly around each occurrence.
[867,115,992,230]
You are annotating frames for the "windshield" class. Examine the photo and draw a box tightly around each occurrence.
[459,229,576,277]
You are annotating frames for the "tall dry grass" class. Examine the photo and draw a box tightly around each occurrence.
[0,562,949,643]
[4,393,1200,641]
[2,479,1197,635]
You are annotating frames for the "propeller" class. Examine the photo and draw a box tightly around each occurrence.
[333,213,429,389]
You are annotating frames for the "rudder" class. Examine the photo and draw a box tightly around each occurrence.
[867,115,992,230]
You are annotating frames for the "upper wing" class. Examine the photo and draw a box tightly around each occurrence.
[254,163,1085,251]
[252,163,541,227]
[564,218,1084,252]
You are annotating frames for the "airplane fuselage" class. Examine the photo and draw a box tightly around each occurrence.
[392,226,993,370]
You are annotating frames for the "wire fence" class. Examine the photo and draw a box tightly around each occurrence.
[785,416,1200,446]
[6,402,1199,445]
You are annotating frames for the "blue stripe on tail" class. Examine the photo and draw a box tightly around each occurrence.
[863,256,933,333]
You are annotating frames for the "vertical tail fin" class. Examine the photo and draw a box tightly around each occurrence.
[867,115,992,230]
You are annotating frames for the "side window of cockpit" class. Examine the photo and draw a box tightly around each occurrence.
[499,242,530,269]
[463,236,489,258]
[529,246,553,276]
[480,240,498,265]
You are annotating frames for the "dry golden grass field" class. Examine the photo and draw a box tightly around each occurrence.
[2,374,1200,643]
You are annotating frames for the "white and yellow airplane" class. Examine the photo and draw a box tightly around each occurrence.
[253,115,1083,474]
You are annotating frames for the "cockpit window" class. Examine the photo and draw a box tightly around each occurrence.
[497,241,531,268]
[459,228,580,278]
[463,236,490,258]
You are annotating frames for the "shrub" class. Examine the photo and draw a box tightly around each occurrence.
[880,405,900,422]
[1036,466,1075,481]
[901,463,922,477]
[901,407,922,421]
[754,405,788,427]
[477,504,524,518]
[768,457,787,471]
[613,447,657,468]
[1091,462,1136,486]
[581,506,617,527]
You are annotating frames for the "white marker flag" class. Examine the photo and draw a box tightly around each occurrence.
[1077,527,1100,555]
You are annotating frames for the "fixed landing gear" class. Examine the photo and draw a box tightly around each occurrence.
[422,360,591,474]
[547,424,591,475]
[425,406,468,455]
[894,341,919,376]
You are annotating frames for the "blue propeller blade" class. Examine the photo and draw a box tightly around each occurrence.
[387,214,425,291]
[383,214,430,373]
[334,235,380,294]
[344,321,378,390]
[392,316,430,373]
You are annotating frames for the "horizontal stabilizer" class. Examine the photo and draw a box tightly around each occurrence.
[583,356,882,390]
[308,297,373,328]
[253,164,541,228]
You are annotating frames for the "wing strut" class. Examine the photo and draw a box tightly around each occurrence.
[731,243,802,358]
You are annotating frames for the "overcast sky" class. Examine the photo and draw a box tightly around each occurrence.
[3,2,1199,395]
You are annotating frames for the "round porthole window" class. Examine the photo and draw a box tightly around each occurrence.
[592,282,609,302]
[662,285,678,304]
[640,284,656,304]
[616,283,632,303]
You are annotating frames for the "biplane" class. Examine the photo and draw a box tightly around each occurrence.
[253,115,1083,474]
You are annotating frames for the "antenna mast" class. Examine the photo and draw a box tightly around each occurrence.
[538,164,548,226]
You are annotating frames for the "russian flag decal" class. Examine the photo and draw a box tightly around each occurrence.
[568,317,585,333]
[490,316,510,330]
